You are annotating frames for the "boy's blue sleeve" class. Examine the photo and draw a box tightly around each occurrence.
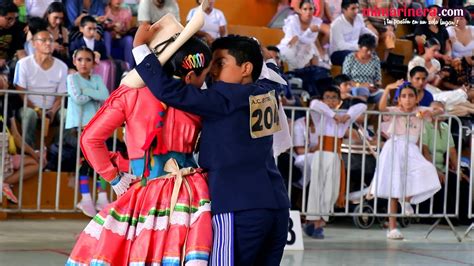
[135,54,239,118]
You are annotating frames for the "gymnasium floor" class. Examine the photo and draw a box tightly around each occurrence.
[0,220,472,265]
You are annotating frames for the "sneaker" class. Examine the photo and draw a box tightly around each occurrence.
[387,228,404,240]
[2,183,18,204]
[312,227,325,239]
[77,199,97,217]
[304,223,315,237]
[95,198,110,212]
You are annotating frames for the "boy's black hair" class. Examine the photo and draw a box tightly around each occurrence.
[266,45,280,53]
[409,66,428,78]
[80,15,97,27]
[43,2,66,22]
[341,0,358,10]
[28,16,48,36]
[211,35,263,82]
[333,74,351,87]
[358,33,377,50]
[164,36,212,78]
[323,85,341,99]
[0,0,18,17]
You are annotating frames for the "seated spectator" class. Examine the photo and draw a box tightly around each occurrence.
[1,115,41,204]
[342,34,382,104]
[421,101,472,225]
[25,0,57,18]
[394,66,434,107]
[137,0,180,25]
[445,10,474,87]
[263,46,296,107]
[334,74,369,109]
[186,0,227,45]
[432,85,474,116]
[69,15,107,60]
[43,2,69,65]
[0,1,27,82]
[408,38,442,94]
[329,0,376,66]
[65,0,106,29]
[277,0,323,70]
[292,115,319,189]
[359,0,398,61]
[24,16,48,56]
[13,28,68,147]
[66,47,110,217]
[103,0,134,67]
[414,5,452,65]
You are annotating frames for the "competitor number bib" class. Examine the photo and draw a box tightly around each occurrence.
[249,90,281,139]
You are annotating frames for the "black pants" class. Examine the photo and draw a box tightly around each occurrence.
[233,208,289,266]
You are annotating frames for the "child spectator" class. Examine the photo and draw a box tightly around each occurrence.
[69,15,107,60]
[186,0,227,45]
[370,81,441,240]
[103,0,134,67]
[334,74,369,109]
[408,38,442,93]
[1,115,41,204]
[42,2,70,65]
[304,86,366,239]
[66,47,110,217]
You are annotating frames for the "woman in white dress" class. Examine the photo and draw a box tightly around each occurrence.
[277,0,322,70]
[371,81,441,240]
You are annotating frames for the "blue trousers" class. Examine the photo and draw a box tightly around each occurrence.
[210,208,289,266]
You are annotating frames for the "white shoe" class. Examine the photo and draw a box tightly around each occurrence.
[77,200,97,217]
[387,228,404,240]
[95,198,110,212]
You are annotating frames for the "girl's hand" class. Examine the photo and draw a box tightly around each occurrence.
[309,24,319,32]
[386,79,404,90]
[133,23,159,48]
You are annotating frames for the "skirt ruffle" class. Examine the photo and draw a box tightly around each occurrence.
[66,170,212,266]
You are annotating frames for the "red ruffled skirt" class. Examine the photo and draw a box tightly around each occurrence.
[66,169,212,265]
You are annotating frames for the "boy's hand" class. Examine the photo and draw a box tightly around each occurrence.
[133,23,160,48]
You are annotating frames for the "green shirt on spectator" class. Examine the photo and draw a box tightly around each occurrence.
[422,121,454,171]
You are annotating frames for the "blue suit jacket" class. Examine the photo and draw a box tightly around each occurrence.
[69,37,108,60]
[136,54,290,214]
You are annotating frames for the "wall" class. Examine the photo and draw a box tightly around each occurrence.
[177,0,279,26]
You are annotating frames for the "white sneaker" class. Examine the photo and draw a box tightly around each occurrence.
[77,200,97,217]
[95,198,110,212]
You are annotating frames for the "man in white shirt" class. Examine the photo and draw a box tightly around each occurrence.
[186,0,227,45]
[329,0,377,66]
[14,29,68,146]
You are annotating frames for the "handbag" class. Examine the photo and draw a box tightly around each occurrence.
[0,116,16,155]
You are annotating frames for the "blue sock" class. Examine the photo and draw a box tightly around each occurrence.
[79,175,90,194]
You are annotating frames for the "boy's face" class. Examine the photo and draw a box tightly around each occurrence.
[80,22,97,39]
[343,4,359,20]
[210,49,247,84]
[0,12,17,29]
[410,72,427,90]
[339,81,351,94]
[322,91,341,109]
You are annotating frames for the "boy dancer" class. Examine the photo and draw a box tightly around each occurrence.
[130,28,291,265]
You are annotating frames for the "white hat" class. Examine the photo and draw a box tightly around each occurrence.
[121,0,209,88]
